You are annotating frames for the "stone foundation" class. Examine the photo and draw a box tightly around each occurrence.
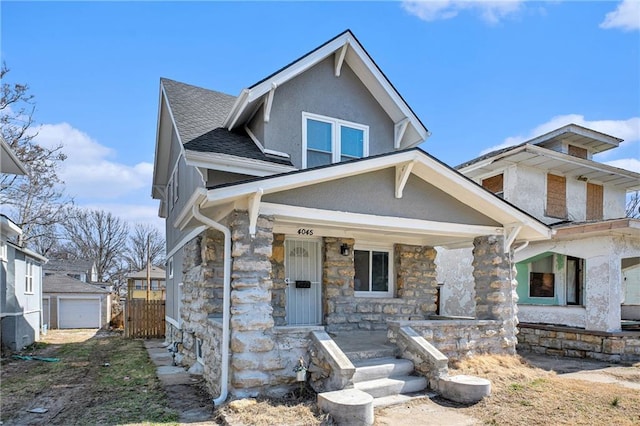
[389,319,512,361]
[517,323,640,362]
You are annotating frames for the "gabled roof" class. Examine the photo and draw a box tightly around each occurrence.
[175,148,551,247]
[43,273,110,294]
[223,30,430,149]
[0,136,27,175]
[126,265,166,280]
[457,126,639,191]
[152,79,295,201]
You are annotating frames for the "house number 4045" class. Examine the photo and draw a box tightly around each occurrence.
[297,228,314,236]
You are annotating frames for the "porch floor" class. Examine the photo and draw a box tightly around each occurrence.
[331,330,396,357]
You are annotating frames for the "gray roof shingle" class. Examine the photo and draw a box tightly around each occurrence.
[43,274,110,294]
[161,78,293,167]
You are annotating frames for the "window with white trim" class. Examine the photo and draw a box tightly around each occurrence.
[302,112,368,168]
[354,246,393,297]
[25,259,34,294]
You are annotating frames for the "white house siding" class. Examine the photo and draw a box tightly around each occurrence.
[604,186,627,219]
[517,305,586,328]
[566,178,587,222]
[509,166,548,223]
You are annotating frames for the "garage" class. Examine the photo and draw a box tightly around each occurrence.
[59,298,101,329]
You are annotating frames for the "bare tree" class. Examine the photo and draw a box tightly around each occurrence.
[62,208,129,282]
[124,223,165,271]
[627,191,640,219]
[0,63,72,246]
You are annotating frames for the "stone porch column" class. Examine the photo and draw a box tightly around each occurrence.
[472,235,518,353]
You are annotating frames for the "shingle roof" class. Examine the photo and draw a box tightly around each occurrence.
[44,259,94,274]
[126,265,166,280]
[43,274,110,294]
[161,78,293,166]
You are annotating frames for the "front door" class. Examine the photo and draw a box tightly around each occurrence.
[285,238,322,325]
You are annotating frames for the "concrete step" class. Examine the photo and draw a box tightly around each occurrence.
[354,375,428,399]
[352,357,414,383]
[372,391,438,408]
[344,346,397,362]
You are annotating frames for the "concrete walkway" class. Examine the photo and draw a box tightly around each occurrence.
[144,340,217,425]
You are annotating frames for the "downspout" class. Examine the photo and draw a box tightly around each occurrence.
[191,205,231,407]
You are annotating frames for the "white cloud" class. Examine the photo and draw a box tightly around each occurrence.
[600,0,640,31]
[32,122,153,199]
[402,0,523,24]
[605,158,640,173]
[480,114,640,154]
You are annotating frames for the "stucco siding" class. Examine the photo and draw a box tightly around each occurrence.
[435,247,475,316]
[604,186,626,219]
[567,179,586,221]
[518,305,586,328]
[247,104,265,143]
[510,166,548,223]
[263,168,501,226]
[263,57,394,168]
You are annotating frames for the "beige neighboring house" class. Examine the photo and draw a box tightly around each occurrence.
[151,30,551,406]
[126,265,166,300]
[444,124,640,362]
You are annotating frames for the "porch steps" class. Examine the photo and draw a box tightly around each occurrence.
[342,345,397,362]
[352,357,428,402]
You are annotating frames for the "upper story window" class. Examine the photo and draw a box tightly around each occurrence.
[546,173,567,219]
[168,167,179,211]
[568,145,588,159]
[302,112,368,169]
[586,182,603,221]
[25,259,34,294]
[482,173,504,198]
[354,245,393,297]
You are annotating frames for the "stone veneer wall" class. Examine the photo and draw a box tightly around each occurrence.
[180,229,225,367]
[473,235,518,354]
[324,239,438,332]
[517,323,640,362]
[270,233,286,326]
[388,320,511,361]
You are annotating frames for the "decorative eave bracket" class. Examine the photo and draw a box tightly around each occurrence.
[248,188,264,237]
[503,223,523,253]
[334,40,350,77]
[395,160,415,199]
[263,83,277,123]
[394,117,410,149]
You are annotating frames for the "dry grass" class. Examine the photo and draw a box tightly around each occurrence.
[446,354,640,426]
[217,386,334,426]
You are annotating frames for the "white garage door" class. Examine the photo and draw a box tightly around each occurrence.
[59,298,101,329]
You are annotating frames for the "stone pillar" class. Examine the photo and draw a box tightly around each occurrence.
[229,211,276,394]
[270,233,286,326]
[395,244,438,316]
[472,235,517,353]
[323,237,355,331]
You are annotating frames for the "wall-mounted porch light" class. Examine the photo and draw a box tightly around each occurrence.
[340,244,350,256]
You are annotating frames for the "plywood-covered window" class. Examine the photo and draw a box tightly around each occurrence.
[546,173,567,218]
[568,145,588,159]
[482,173,504,198]
[586,182,603,221]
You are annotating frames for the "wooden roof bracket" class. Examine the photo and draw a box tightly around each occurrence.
[394,117,410,149]
[334,39,350,77]
[263,83,277,123]
[395,160,415,199]
[248,188,264,238]
[504,223,523,253]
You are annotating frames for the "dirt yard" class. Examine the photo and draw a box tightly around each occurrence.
[2,330,640,426]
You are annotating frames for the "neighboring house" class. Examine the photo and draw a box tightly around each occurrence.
[126,265,166,300]
[44,259,98,283]
[450,124,640,361]
[1,142,47,351]
[152,30,551,402]
[42,273,111,329]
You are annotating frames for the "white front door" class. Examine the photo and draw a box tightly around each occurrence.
[285,238,322,325]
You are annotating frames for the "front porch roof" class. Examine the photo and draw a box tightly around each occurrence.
[176,149,551,250]
[552,218,640,240]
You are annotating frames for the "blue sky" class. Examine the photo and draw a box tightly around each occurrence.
[2,1,638,230]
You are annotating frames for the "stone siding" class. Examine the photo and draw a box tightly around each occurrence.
[324,241,438,332]
[270,233,286,326]
[473,235,517,354]
[389,319,511,361]
[517,323,640,362]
